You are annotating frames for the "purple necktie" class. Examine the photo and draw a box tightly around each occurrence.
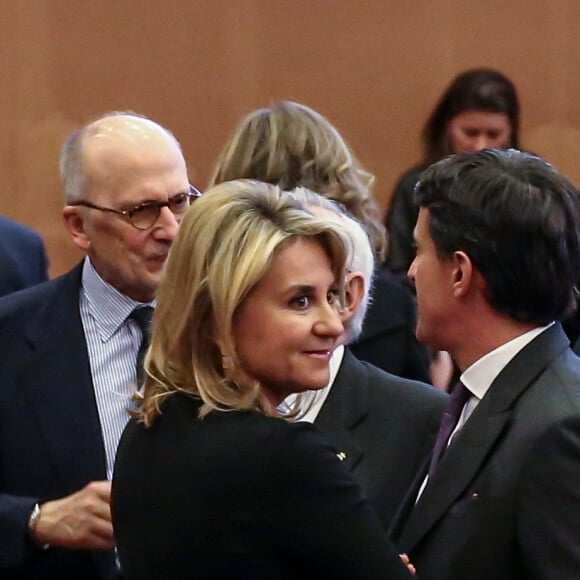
[428,382,471,478]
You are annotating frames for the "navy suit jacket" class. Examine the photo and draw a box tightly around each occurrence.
[389,324,580,580]
[314,350,447,529]
[0,217,48,297]
[0,263,115,579]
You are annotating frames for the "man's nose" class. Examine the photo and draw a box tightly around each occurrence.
[152,206,180,240]
[473,135,489,151]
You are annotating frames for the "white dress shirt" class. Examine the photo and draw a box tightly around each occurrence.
[79,257,154,479]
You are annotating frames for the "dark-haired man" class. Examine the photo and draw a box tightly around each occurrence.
[390,149,580,580]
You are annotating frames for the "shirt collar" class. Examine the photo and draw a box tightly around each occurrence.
[297,345,344,423]
[461,322,554,400]
[81,257,155,342]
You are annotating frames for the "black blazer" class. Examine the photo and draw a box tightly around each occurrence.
[0,216,48,297]
[112,393,413,580]
[315,350,447,529]
[0,264,115,579]
[350,270,431,383]
[389,324,580,580]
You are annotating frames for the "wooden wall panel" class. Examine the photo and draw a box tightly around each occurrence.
[1,0,578,276]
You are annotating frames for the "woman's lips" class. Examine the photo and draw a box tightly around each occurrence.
[303,350,332,360]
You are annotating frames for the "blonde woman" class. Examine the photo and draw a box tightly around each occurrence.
[210,100,386,262]
[112,180,413,579]
[210,100,430,382]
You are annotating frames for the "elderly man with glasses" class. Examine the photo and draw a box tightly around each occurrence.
[0,112,198,579]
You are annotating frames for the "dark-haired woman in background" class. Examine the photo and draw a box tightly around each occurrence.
[384,68,520,278]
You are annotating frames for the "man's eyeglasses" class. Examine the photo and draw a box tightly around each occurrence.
[69,184,202,230]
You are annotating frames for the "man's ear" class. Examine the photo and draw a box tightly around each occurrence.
[62,206,91,252]
[341,271,365,324]
[451,251,480,297]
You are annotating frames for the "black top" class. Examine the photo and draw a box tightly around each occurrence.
[112,393,412,579]
[383,166,425,278]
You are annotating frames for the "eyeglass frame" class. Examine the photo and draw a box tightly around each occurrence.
[68,184,203,230]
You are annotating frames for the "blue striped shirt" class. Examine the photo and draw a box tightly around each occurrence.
[79,258,154,479]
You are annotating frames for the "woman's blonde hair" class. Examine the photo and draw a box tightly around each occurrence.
[139,179,349,426]
[209,100,386,261]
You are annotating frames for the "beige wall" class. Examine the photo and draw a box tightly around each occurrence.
[2,0,579,276]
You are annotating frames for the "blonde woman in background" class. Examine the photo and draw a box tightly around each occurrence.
[210,100,386,261]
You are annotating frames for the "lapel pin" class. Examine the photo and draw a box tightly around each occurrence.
[337,452,347,462]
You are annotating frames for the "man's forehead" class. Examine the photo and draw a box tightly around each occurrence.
[85,115,173,151]
[84,117,183,176]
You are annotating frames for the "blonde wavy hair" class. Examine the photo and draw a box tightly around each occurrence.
[139,180,350,426]
[209,100,386,261]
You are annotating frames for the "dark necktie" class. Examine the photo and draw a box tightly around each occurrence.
[128,306,154,387]
[428,381,471,478]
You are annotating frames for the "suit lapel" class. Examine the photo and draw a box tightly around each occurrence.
[314,350,368,471]
[397,324,570,552]
[397,409,511,550]
[19,264,107,492]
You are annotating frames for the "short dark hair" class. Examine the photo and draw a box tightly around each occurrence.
[423,69,520,164]
[415,149,579,324]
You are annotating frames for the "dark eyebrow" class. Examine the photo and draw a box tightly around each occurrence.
[285,285,316,295]
[283,283,339,298]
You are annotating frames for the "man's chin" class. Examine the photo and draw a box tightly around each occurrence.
[415,325,435,349]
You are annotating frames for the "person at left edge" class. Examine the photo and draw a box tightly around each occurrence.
[0,216,48,297]
[0,112,193,579]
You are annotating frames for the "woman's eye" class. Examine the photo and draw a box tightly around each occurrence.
[327,289,340,304]
[291,295,310,309]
